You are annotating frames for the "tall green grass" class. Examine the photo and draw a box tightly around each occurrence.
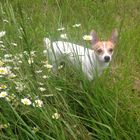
[0,0,140,139]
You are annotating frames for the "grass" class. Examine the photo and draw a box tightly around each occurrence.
[0,0,140,139]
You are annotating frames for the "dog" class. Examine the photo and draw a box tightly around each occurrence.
[44,29,118,81]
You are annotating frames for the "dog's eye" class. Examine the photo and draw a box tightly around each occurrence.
[97,49,103,54]
[109,48,113,53]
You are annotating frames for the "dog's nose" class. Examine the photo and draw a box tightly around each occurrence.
[104,56,110,62]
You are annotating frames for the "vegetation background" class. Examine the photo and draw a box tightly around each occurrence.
[0,0,140,139]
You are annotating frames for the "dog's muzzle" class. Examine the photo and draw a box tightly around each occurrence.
[104,56,110,62]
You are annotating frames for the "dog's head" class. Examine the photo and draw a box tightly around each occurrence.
[90,29,118,63]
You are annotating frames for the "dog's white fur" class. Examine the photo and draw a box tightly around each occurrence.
[44,29,118,80]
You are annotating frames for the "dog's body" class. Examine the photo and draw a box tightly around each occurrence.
[44,29,118,80]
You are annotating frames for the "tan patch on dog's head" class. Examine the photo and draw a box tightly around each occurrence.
[92,41,114,55]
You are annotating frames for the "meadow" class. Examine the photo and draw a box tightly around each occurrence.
[0,0,140,139]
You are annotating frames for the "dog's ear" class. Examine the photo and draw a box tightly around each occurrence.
[109,28,118,45]
[90,30,99,46]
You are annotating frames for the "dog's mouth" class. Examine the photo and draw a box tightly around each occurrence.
[104,59,110,63]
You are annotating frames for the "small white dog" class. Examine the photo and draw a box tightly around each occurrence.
[44,29,118,80]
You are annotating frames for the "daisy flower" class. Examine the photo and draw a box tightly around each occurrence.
[0,31,6,38]
[0,84,7,89]
[13,67,20,70]
[43,50,47,55]
[30,51,36,57]
[37,82,44,86]
[72,23,81,28]
[32,127,39,133]
[38,87,46,92]
[15,82,25,92]
[58,65,64,69]
[3,19,9,23]
[44,64,53,69]
[0,123,10,129]
[60,33,68,39]
[83,35,92,41]
[11,43,17,46]
[52,112,60,119]
[0,60,4,66]
[8,73,17,78]
[42,75,49,79]
[57,27,65,31]
[35,70,43,74]
[0,91,8,98]
[28,57,34,64]
[33,99,43,107]
[21,98,32,105]
[0,66,11,75]
[4,54,12,58]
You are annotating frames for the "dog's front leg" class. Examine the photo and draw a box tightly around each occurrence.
[82,66,93,81]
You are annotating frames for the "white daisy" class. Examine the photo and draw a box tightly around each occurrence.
[21,98,32,105]
[58,65,63,69]
[0,91,8,98]
[57,27,65,31]
[38,87,46,92]
[83,35,92,41]
[0,44,5,48]
[0,123,10,129]
[30,51,36,57]
[52,112,60,119]
[3,19,9,23]
[60,33,68,39]
[13,67,20,70]
[8,73,17,78]
[15,82,25,92]
[19,36,23,39]
[28,57,34,64]
[44,64,53,69]
[0,31,6,38]
[42,75,48,79]
[33,99,43,107]
[4,54,12,58]
[0,67,11,75]
[32,127,39,133]
[0,84,7,89]
[35,70,43,74]
[72,23,81,28]
[37,82,44,86]
[0,60,4,66]
[11,43,17,46]
[2,58,14,63]
[43,50,47,55]
[18,60,22,64]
